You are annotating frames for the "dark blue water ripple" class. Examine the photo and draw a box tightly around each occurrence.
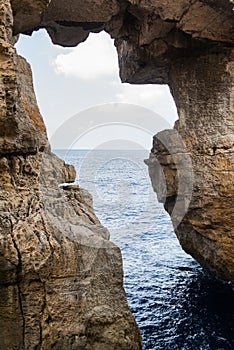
[55,149,234,350]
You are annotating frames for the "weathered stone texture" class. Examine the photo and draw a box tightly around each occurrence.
[0,0,47,155]
[11,0,50,35]
[0,150,142,349]
[169,50,234,281]
[110,0,233,282]
[0,1,233,348]
[147,48,234,281]
[0,1,142,349]
[42,0,118,47]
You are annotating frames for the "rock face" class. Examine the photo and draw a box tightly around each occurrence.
[1,0,234,348]
[162,50,234,282]
[10,0,233,282]
[0,1,142,349]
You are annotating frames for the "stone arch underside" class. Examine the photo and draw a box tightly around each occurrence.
[0,0,233,349]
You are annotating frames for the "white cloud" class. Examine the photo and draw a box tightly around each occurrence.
[116,83,166,106]
[51,30,178,127]
[115,83,178,120]
[53,31,119,81]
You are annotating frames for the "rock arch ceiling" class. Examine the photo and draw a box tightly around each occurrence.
[0,0,233,348]
[11,0,234,281]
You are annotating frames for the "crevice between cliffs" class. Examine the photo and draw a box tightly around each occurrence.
[0,0,233,349]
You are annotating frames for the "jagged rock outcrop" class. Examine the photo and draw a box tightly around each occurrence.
[10,0,233,282]
[1,0,234,348]
[0,1,142,349]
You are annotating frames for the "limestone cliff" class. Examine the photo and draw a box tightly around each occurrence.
[0,1,142,349]
[1,0,234,348]
[10,0,233,281]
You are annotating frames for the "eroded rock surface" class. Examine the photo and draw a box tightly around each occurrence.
[0,1,142,349]
[1,0,234,348]
[10,0,233,282]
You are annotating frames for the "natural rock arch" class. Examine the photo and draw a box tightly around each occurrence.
[11,0,234,282]
[0,0,233,349]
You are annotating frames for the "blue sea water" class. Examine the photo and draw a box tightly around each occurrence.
[55,149,234,350]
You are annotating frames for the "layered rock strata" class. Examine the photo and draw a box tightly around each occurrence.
[0,1,142,349]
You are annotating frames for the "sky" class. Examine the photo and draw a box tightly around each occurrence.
[15,30,178,150]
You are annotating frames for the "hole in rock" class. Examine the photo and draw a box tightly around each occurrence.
[16,30,178,140]
[15,30,234,350]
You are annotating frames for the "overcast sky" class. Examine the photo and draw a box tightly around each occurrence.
[15,30,178,150]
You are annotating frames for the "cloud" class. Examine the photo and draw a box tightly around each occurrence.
[50,29,177,127]
[53,31,119,81]
[116,83,166,106]
[115,83,178,123]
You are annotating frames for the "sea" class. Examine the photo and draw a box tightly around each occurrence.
[54,149,234,350]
